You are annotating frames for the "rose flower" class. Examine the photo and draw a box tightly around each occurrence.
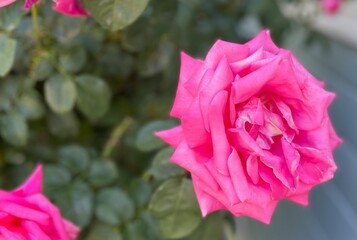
[157,30,341,224]
[0,165,79,239]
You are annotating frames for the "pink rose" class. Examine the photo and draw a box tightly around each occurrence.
[156,30,341,224]
[320,0,341,14]
[23,0,41,10]
[0,0,88,17]
[0,0,15,7]
[52,0,89,17]
[0,165,79,239]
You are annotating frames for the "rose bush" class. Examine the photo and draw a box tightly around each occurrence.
[0,166,79,239]
[157,30,341,224]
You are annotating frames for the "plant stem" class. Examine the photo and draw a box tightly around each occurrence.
[31,5,41,46]
[101,117,133,159]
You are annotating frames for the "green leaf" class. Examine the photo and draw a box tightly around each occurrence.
[45,75,77,114]
[48,112,79,139]
[75,75,111,120]
[135,120,177,152]
[148,147,183,180]
[123,212,161,240]
[95,187,135,225]
[0,112,28,147]
[32,57,54,80]
[58,181,94,227]
[58,145,90,174]
[180,213,223,240]
[0,35,17,77]
[89,161,119,187]
[87,222,123,240]
[149,179,201,239]
[15,92,44,120]
[59,46,87,73]
[128,180,152,208]
[138,41,174,77]
[0,1,26,31]
[43,165,72,192]
[83,0,149,31]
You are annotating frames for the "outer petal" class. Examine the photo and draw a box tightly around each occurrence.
[63,219,80,240]
[0,201,50,224]
[208,90,231,175]
[244,30,280,54]
[200,56,233,131]
[170,52,204,117]
[22,221,51,240]
[0,226,27,240]
[227,148,251,202]
[26,194,78,240]
[231,56,282,104]
[13,165,43,197]
[52,0,89,17]
[23,0,41,10]
[230,200,278,224]
[0,0,15,7]
[155,126,183,148]
[205,39,249,68]
[287,192,309,206]
[181,98,210,148]
[170,142,219,191]
[191,175,225,217]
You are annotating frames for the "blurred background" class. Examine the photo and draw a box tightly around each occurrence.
[0,0,356,239]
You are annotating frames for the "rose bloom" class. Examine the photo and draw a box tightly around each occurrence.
[157,30,341,224]
[320,0,341,14]
[0,0,88,17]
[0,165,79,239]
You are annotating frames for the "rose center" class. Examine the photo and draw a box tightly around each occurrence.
[235,97,287,150]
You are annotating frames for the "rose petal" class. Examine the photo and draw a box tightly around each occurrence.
[13,165,43,197]
[260,150,297,190]
[287,192,309,206]
[155,126,183,148]
[0,201,50,225]
[23,221,51,240]
[182,98,210,148]
[170,142,219,191]
[0,226,26,240]
[191,175,226,216]
[208,90,231,175]
[244,30,280,54]
[52,0,89,17]
[0,0,15,7]
[227,148,251,202]
[23,0,40,10]
[200,56,233,131]
[231,56,282,104]
[26,194,77,240]
[205,39,249,68]
[170,52,204,117]
[231,200,278,224]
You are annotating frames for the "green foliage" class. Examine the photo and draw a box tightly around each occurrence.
[149,178,202,239]
[83,0,149,31]
[45,74,77,113]
[0,112,28,147]
[147,147,184,180]
[88,161,119,187]
[0,0,305,239]
[95,187,135,225]
[0,35,16,76]
[135,120,177,152]
[75,75,111,120]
